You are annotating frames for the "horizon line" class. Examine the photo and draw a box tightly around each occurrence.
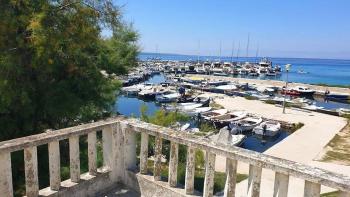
[140,51,350,61]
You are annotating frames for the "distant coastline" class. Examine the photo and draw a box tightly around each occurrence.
[138,52,350,86]
[139,52,350,62]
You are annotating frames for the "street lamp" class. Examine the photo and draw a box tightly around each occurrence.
[282,64,291,114]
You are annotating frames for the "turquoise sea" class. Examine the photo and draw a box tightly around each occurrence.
[139,52,350,86]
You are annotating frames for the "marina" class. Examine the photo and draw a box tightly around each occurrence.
[113,56,350,195]
[115,69,350,153]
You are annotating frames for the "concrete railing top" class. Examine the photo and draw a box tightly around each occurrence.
[0,116,350,196]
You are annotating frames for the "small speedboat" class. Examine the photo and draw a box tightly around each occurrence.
[253,121,281,137]
[187,107,212,116]
[155,92,180,103]
[211,111,247,128]
[230,116,263,134]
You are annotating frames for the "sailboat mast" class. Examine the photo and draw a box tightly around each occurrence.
[255,42,259,62]
[246,33,250,58]
[236,41,240,61]
[219,41,222,62]
[197,40,200,63]
[230,41,235,62]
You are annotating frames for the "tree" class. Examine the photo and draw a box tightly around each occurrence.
[0,0,139,141]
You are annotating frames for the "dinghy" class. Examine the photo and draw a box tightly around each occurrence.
[211,111,247,128]
[253,121,281,137]
[230,116,263,134]
[201,109,228,120]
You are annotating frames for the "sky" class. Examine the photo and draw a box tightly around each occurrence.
[112,0,350,59]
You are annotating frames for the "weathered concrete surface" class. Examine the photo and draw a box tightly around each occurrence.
[185,146,196,194]
[88,131,97,175]
[169,141,179,187]
[203,152,216,197]
[0,152,13,197]
[48,141,61,190]
[154,135,163,181]
[140,133,149,174]
[69,136,80,183]
[40,171,117,197]
[135,173,201,197]
[224,158,238,197]
[25,146,39,197]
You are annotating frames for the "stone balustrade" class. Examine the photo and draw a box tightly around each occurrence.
[0,117,349,197]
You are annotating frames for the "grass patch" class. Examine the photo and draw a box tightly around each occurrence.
[290,122,304,132]
[146,160,248,194]
[321,191,339,197]
[244,95,258,100]
[319,119,350,165]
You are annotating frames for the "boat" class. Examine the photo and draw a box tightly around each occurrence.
[165,102,203,111]
[291,86,316,96]
[187,107,212,116]
[205,80,229,86]
[297,69,309,74]
[230,115,263,134]
[214,127,246,146]
[210,111,247,128]
[121,84,149,96]
[214,84,238,93]
[253,121,281,137]
[282,86,315,97]
[155,92,180,103]
[337,108,350,116]
[201,109,228,120]
[325,92,350,101]
[193,95,211,107]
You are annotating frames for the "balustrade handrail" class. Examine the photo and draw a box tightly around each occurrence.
[0,116,349,193]
[0,117,125,154]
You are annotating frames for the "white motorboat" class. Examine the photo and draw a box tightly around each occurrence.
[290,86,316,96]
[211,111,247,128]
[155,92,180,103]
[230,116,263,134]
[201,109,228,120]
[122,84,149,95]
[215,84,238,92]
[253,121,281,137]
[166,103,203,111]
[187,107,212,116]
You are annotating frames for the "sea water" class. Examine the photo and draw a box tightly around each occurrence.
[139,52,350,86]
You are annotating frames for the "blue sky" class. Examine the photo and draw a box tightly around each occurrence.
[113,0,350,59]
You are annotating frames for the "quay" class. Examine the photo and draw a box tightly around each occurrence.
[187,74,350,95]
